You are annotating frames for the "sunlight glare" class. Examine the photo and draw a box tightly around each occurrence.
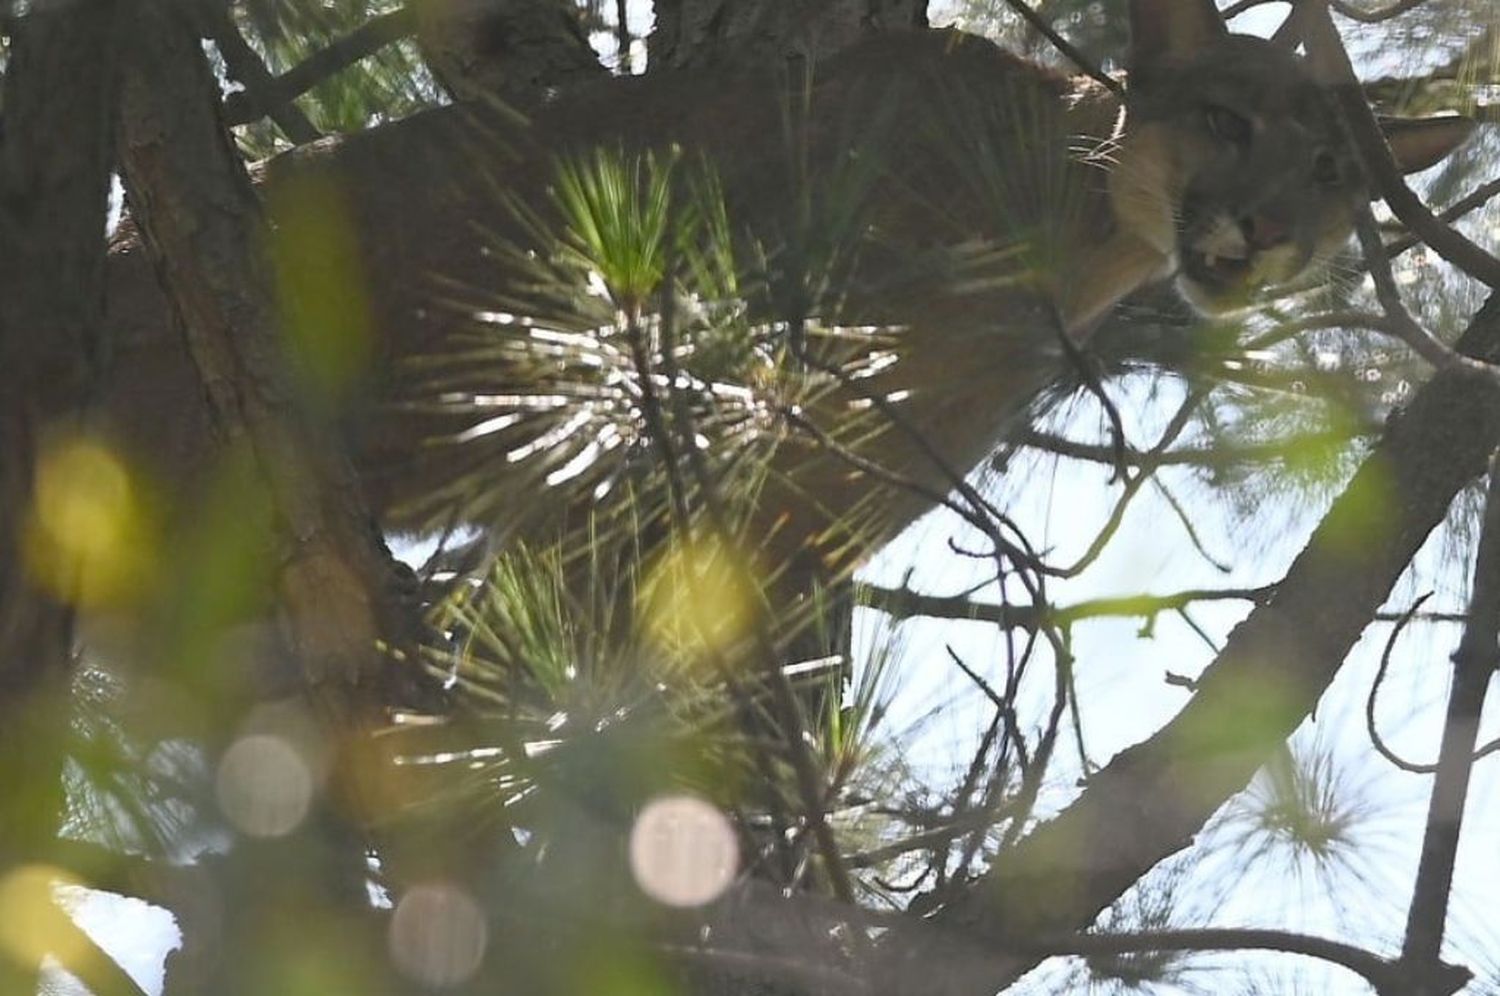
[215,734,314,838]
[388,882,488,988]
[628,795,737,907]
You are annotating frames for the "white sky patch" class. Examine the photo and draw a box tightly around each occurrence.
[45,889,180,996]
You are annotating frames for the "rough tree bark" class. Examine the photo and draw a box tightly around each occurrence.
[113,2,434,988]
[0,3,124,993]
[116,0,418,756]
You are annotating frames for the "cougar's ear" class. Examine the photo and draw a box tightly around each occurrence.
[1378,115,1476,176]
[1129,0,1227,71]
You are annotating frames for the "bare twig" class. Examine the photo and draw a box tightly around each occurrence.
[614,0,631,72]
[845,790,1023,869]
[1013,425,1374,470]
[1221,0,1287,18]
[1365,593,1442,773]
[1151,475,1232,574]
[1045,389,1205,579]
[859,582,1271,630]
[1028,927,1469,994]
[998,0,1122,94]
[1302,0,1500,288]
[1349,207,1499,378]
[1055,310,1129,482]
[1383,178,1500,261]
[1175,606,1224,654]
[946,644,1009,710]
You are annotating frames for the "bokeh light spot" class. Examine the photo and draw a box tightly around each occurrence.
[629,795,737,907]
[388,882,487,989]
[638,536,758,658]
[216,734,314,838]
[0,865,85,968]
[25,436,154,606]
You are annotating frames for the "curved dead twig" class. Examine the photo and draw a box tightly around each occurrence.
[1366,592,1441,773]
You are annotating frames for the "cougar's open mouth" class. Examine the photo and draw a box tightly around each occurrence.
[1180,247,1254,291]
[1173,247,1261,315]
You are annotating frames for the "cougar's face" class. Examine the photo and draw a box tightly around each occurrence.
[1113,36,1365,314]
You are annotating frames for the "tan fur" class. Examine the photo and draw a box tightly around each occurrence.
[735,13,1470,575]
[96,8,1470,582]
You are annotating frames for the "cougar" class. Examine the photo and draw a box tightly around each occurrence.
[100,0,1471,580]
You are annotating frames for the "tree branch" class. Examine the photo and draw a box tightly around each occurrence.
[997,0,1121,94]
[1012,425,1374,470]
[1383,177,1500,261]
[876,292,1500,996]
[1366,593,1442,773]
[1331,0,1432,23]
[1397,450,1500,985]
[1302,0,1500,288]
[1032,926,1468,994]
[858,582,1270,631]
[1349,206,1497,377]
[192,0,321,144]
[222,8,415,129]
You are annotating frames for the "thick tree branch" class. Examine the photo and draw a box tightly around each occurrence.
[117,0,412,729]
[222,8,415,129]
[114,10,445,986]
[191,0,321,144]
[876,293,1500,995]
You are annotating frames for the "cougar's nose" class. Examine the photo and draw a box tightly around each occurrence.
[1238,214,1290,252]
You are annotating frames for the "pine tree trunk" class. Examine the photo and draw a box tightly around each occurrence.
[114,2,435,987]
[0,3,119,991]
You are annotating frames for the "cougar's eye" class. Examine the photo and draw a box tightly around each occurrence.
[1313,150,1341,186]
[1204,105,1252,146]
